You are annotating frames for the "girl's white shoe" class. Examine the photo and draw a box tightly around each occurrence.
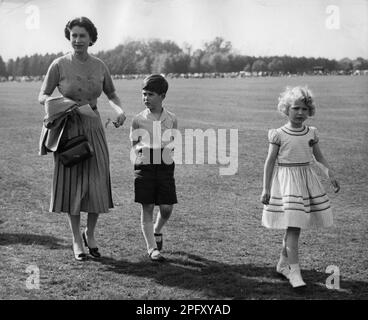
[276,254,290,279]
[288,269,306,288]
[276,264,291,279]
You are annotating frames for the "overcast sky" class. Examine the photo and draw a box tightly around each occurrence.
[0,0,367,61]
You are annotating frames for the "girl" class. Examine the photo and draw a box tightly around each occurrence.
[260,86,340,288]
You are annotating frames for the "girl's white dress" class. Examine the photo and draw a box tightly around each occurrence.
[262,125,333,229]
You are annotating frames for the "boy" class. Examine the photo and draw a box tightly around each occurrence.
[130,74,178,262]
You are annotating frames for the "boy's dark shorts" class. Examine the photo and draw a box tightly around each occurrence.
[134,161,178,205]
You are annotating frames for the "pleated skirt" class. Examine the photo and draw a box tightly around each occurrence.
[262,165,333,229]
[50,108,113,215]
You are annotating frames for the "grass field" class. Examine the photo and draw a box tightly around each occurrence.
[0,75,367,300]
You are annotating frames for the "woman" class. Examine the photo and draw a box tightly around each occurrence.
[38,17,126,261]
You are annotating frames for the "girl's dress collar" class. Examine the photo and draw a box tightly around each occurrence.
[281,125,308,135]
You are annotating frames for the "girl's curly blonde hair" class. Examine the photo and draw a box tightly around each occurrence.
[277,86,316,116]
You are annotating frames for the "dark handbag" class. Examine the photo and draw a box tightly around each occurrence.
[58,112,94,167]
[58,135,94,167]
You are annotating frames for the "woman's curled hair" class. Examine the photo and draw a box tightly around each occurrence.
[64,17,98,46]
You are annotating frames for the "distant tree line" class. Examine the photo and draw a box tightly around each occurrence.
[1,37,368,77]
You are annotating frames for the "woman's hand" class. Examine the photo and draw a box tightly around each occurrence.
[260,190,270,205]
[113,112,126,128]
[106,92,126,127]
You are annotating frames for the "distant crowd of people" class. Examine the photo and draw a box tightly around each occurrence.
[1,68,367,83]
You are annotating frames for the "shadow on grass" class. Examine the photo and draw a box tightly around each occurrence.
[96,250,368,299]
[0,232,67,249]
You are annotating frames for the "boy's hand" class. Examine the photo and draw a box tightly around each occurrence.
[260,191,270,205]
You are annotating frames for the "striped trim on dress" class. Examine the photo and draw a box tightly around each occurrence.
[264,193,331,214]
[278,162,310,167]
[281,126,310,136]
